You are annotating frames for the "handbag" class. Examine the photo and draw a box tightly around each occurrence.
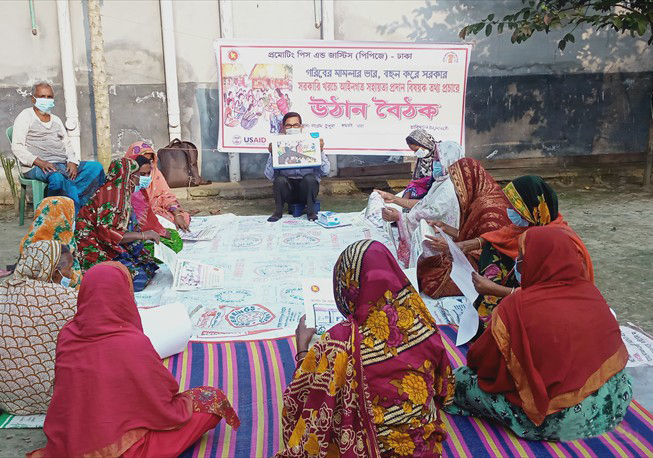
[157,139,211,188]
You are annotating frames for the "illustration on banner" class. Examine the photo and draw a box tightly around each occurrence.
[222,62,293,134]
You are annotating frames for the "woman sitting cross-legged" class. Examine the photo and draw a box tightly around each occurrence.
[28,262,239,458]
[278,240,455,457]
[439,175,593,328]
[75,157,162,292]
[446,226,632,441]
[376,143,466,268]
[414,158,511,295]
[0,241,77,415]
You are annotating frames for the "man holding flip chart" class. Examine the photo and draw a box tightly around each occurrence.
[265,112,330,222]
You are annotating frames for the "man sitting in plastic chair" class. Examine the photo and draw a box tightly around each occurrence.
[11,81,105,213]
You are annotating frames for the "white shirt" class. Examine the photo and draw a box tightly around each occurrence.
[11,107,78,173]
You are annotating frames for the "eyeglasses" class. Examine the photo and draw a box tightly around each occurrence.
[284,123,302,129]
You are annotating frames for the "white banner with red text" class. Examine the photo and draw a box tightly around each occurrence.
[215,39,471,155]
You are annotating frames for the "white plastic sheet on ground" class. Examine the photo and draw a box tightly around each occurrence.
[621,323,653,367]
[137,213,396,342]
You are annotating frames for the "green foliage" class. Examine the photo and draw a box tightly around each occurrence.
[459,0,653,49]
[1,155,18,204]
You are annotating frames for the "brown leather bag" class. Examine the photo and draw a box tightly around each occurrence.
[157,139,211,188]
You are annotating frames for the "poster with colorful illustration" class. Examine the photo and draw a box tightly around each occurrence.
[271,134,321,169]
[215,39,471,155]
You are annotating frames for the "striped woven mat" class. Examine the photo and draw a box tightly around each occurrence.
[168,326,653,457]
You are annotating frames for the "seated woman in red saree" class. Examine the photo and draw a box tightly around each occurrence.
[417,158,511,298]
[76,158,165,292]
[28,263,239,458]
[278,240,455,457]
[446,227,631,441]
[459,175,594,328]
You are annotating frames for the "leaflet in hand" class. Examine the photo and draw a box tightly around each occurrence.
[364,191,403,229]
[409,218,438,266]
[431,225,480,345]
[271,134,321,170]
[302,277,344,335]
[154,243,224,290]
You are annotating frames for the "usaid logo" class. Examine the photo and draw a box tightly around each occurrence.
[232,135,242,145]
[244,136,267,144]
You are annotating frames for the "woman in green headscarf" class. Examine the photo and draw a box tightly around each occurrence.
[429,176,593,328]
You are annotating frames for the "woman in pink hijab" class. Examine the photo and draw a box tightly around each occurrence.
[125,142,191,231]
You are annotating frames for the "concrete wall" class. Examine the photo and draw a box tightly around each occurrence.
[0,0,650,191]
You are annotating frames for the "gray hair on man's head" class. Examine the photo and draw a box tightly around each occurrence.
[31,80,54,95]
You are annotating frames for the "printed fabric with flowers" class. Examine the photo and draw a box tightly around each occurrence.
[361,288,435,357]
[368,359,453,456]
[279,329,378,458]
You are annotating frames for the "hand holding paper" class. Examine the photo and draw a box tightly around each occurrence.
[431,225,480,345]
[302,278,344,335]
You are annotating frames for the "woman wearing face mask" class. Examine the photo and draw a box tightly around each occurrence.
[376,144,466,268]
[448,175,593,328]
[375,129,444,206]
[124,145,185,256]
[446,227,630,441]
[415,158,511,298]
[19,196,82,289]
[0,240,77,415]
[125,141,192,232]
[76,158,160,292]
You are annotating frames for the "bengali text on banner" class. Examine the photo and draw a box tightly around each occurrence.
[215,40,471,155]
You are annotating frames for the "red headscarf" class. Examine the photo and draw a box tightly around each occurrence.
[29,263,194,457]
[279,241,454,457]
[467,227,628,426]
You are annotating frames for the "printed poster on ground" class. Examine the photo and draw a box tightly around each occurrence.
[215,39,471,155]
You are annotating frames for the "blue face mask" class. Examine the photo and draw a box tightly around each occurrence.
[134,175,152,192]
[514,257,522,284]
[507,208,529,227]
[57,269,71,288]
[432,161,444,178]
[34,98,55,114]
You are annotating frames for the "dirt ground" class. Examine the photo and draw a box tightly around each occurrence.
[0,183,652,456]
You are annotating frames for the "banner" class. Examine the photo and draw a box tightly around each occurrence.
[215,40,471,155]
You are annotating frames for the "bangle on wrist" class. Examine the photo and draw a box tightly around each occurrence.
[294,350,308,362]
[141,232,144,241]
[511,287,516,294]
[476,237,483,250]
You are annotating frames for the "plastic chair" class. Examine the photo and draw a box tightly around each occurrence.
[6,126,47,225]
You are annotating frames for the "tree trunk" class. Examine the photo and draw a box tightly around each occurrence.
[88,0,111,169]
[646,117,653,187]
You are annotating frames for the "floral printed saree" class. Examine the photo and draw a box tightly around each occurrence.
[279,240,455,457]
